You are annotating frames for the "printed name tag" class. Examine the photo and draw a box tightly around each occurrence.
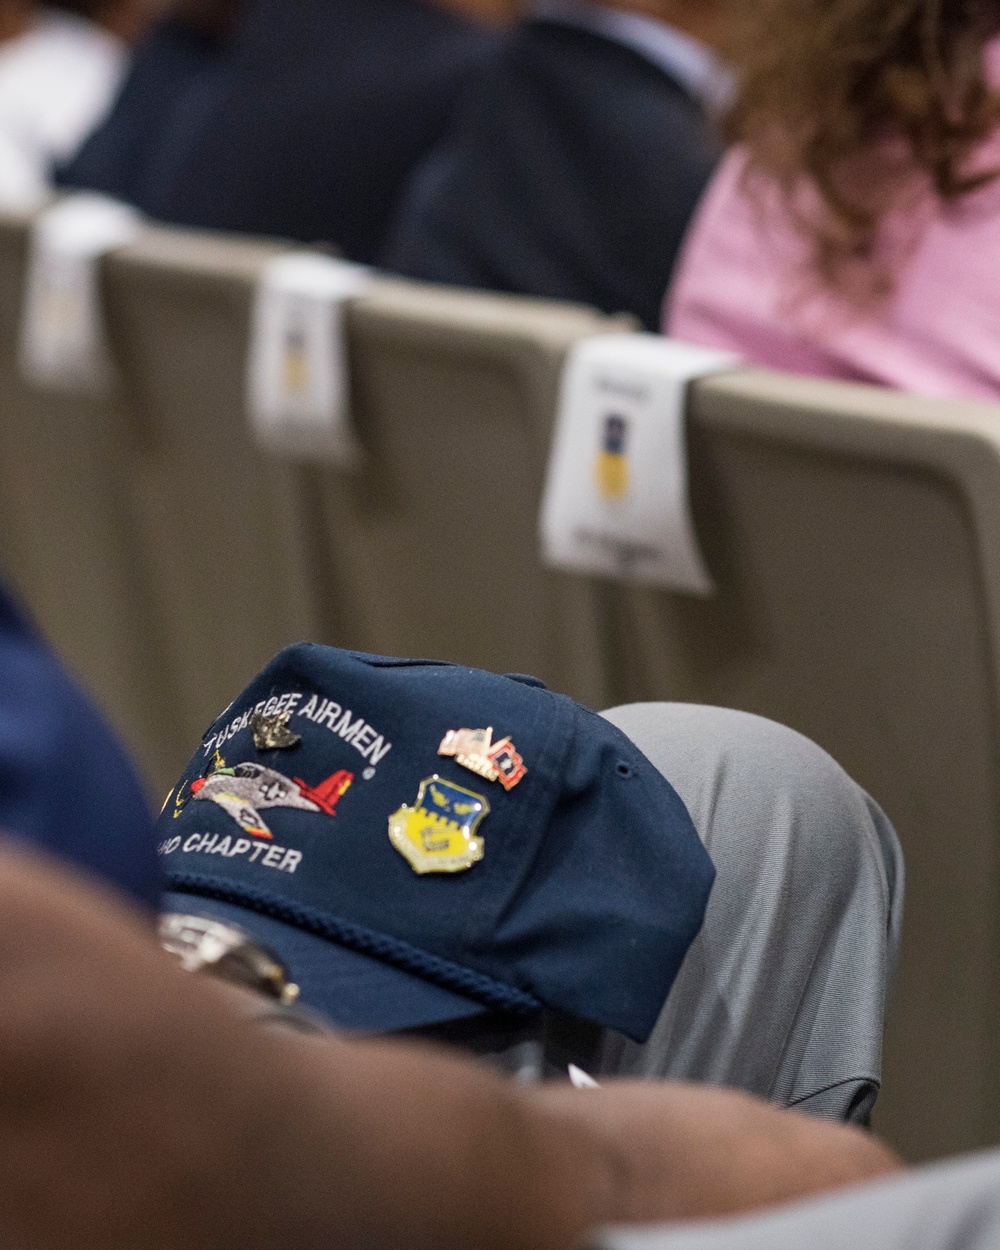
[246,252,373,467]
[19,194,142,396]
[540,335,739,594]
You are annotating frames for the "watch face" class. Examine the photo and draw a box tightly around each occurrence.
[159,913,299,1004]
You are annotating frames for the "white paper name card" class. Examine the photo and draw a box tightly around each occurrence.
[19,194,142,396]
[540,334,740,595]
[247,251,374,468]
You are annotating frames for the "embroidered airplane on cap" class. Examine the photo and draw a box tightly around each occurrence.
[186,761,353,840]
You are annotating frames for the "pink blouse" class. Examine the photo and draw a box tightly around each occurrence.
[666,88,1000,402]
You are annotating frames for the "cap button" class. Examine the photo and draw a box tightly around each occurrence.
[503,673,547,690]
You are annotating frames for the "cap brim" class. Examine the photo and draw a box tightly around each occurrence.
[164,891,490,1034]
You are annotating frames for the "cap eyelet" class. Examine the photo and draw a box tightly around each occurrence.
[616,762,634,778]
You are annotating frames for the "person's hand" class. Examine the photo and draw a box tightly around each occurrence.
[531,1079,903,1226]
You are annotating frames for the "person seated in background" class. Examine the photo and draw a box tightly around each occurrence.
[52,0,237,215]
[666,0,1000,402]
[0,0,162,208]
[383,0,727,331]
[58,0,504,264]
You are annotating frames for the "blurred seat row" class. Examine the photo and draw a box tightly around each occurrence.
[1,205,1000,1164]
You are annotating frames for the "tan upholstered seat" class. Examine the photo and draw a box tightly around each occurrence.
[104,227,316,764]
[104,240,630,752]
[14,213,997,1161]
[320,278,632,706]
[606,367,1000,1162]
[0,209,179,795]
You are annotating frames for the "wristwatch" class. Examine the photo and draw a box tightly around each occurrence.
[159,912,301,1006]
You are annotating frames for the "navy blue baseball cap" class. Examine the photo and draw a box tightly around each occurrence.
[158,645,714,1043]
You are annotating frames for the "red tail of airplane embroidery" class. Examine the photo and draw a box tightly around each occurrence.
[295,769,354,816]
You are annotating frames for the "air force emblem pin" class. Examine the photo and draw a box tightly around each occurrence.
[389,776,489,875]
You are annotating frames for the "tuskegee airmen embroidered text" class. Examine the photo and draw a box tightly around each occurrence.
[203,690,392,767]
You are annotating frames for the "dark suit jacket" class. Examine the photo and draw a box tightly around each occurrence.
[57,17,228,212]
[383,20,722,330]
[59,0,501,263]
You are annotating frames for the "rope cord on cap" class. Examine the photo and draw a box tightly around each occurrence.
[166,871,544,1015]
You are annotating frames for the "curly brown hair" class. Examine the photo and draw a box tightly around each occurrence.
[723,0,1000,295]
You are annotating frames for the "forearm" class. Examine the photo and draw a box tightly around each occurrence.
[0,850,903,1250]
[0,849,608,1250]
[528,1082,903,1226]
[232,1037,901,1247]
[252,1033,614,1250]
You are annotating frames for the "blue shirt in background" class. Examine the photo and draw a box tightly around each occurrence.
[0,582,156,909]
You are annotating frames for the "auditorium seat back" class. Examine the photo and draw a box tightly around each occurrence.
[606,367,1000,1162]
[104,241,629,747]
[104,228,321,758]
[0,209,181,793]
[323,279,631,706]
[4,208,988,1165]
